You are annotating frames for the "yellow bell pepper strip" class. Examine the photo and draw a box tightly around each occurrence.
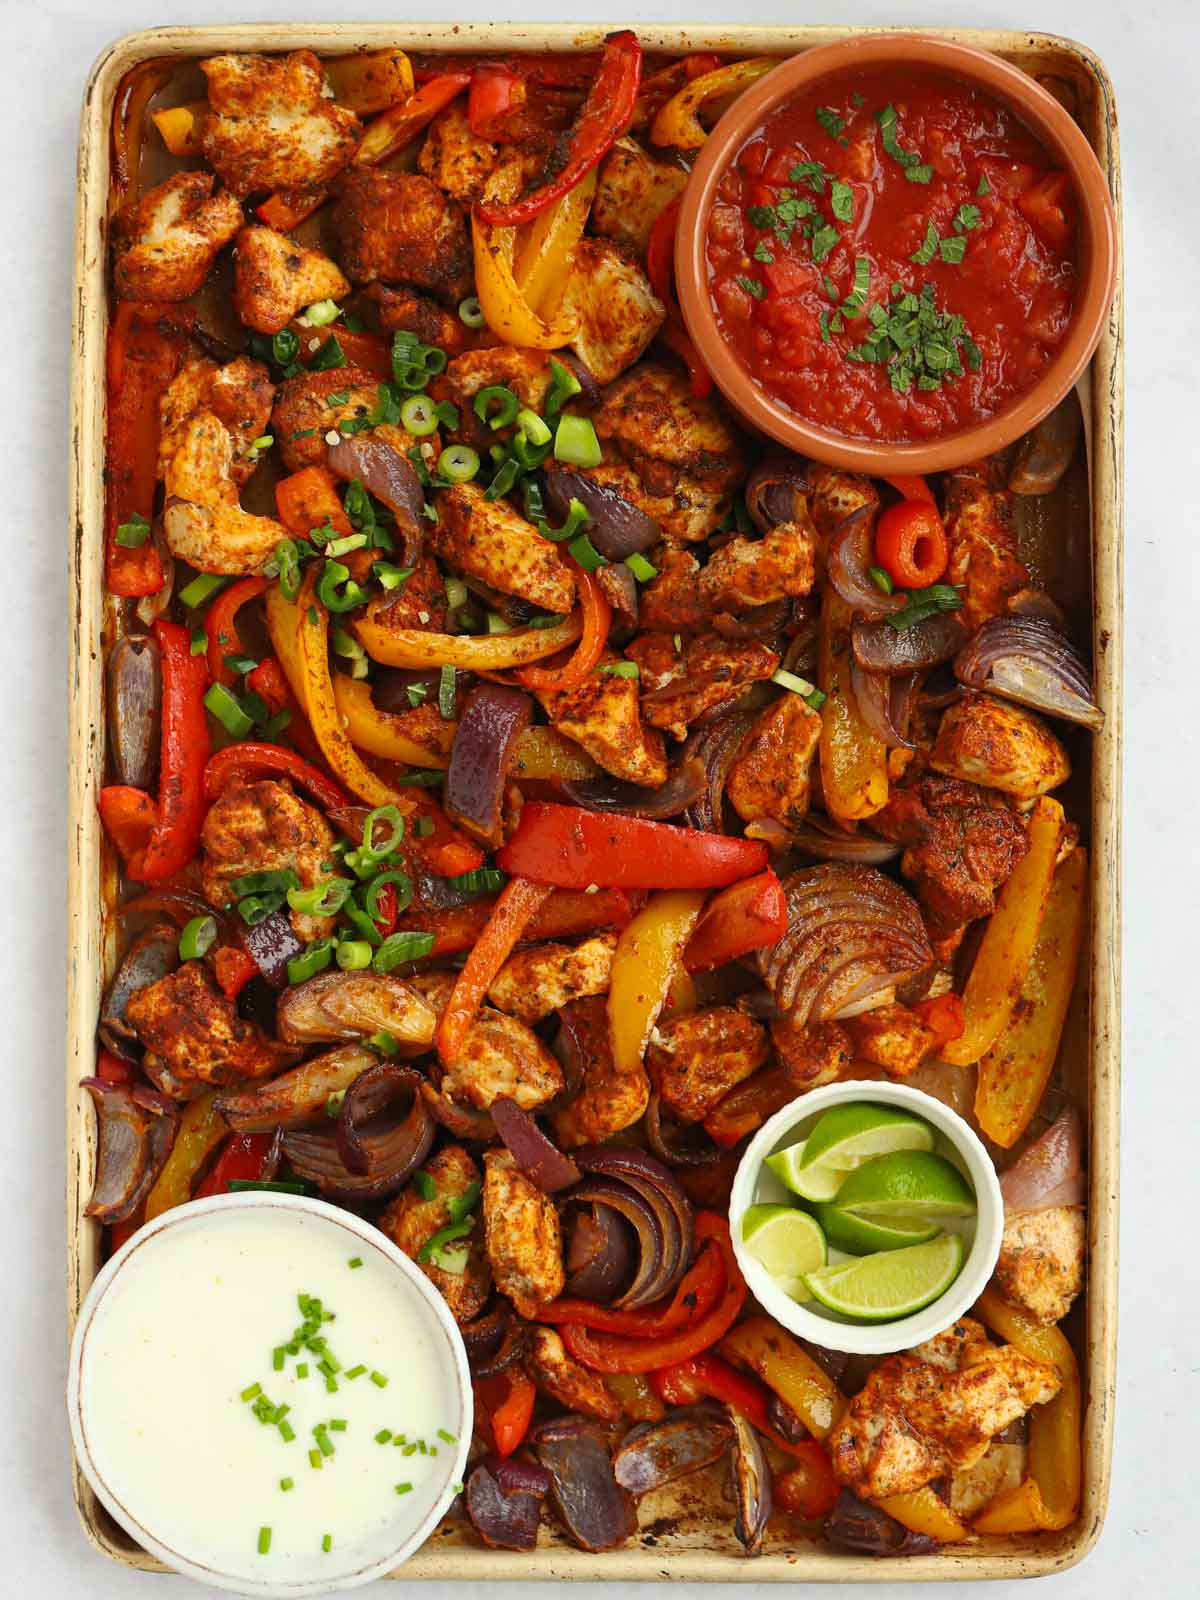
[974,1287,1082,1531]
[436,877,555,1066]
[507,725,599,783]
[143,1092,227,1222]
[473,186,581,349]
[264,580,309,712]
[819,590,889,822]
[719,1317,847,1440]
[972,1476,1063,1534]
[877,1488,970,1543]
[609,889,706,1088]
[942,797,1065,1066]
[651,58,778,149]
[152,101,206,156]
[976,847,1088,1147]
[332,673,456,767]
[353,609,582,671]
[514,168,598,317]
[324,50,414,115]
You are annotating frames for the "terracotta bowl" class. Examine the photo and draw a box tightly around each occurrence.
[674,33,1118,474]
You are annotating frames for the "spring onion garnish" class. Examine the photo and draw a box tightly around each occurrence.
[400,395,440,437]
[771,668,827,711]
[279,1420,296,1442]
[241,1383,262,1403]
[453,1481,465,1495]
[401,1442,418,1456]
[437,444,480,483]
[886,584,965,632]
[413,1169,437,1202]
[322,1534,333,1553]
[372,931,435,972]
[287,878,354,917]
[601,662,639,679]
[280,1477,295,1491]
[303,298,342,327]
[258,1527,272,1555]
[370,1371,389,1389]
[203,681,252,738]
[272,1347,285,1372]
[624,552,657,582]
[376,1429,393,1444]
[329,1419,347,1431]
[458,295,485,328]
[178,573,228,609]
[566,531,606,573]
[553,414,602,467]
[115,512,151,548]
[189,625,208,656]
[336,939,372,972]
[869,564,895,595]
[178,915,217,962]
[309,1450,323,1470]
[314,1429,335,1458]
[437,1428,457,1443]
[395,1482,413,1494]
[345,1364,367,1380]
[317,559,368,614]
[286,939,336,986]
[443,867,506,896]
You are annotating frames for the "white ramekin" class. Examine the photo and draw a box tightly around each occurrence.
[729,1079,1003,1356]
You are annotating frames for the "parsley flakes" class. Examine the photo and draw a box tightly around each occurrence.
[845,281,980,396]
[736,275,768,300]
[816,106,845,139]
[876,103,932,184]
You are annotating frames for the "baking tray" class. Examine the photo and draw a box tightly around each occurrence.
[67,22,1124,1581]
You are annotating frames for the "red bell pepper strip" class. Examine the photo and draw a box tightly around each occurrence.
[559,1214,747,1374]
[474,1372,536,1458]
[288,324,394,382]
[372,881,399,940]
[436,877,555,1064]
[98,784,158,865]
[646,199,714,400]
[96,1049,134,1087]
[104,302,191,596]
[407,886,636,958]
[194,1132,277,1198]
[535,1234,725,1335]
[244,657,327,769]
[468,65,521,138]
[883,475,935,505]
[406,791,485,878]
[773,1447,841,1520]
[516,569,610,694]
[684,870,788,973]
[127,619,210,883]
[497,804,768,892]
[653,1352,772,1427]
[912,992,966,1047]
[203,743,349,813]
[213,945,260,1000]
[475,32,642,226]
[206,577,268,689]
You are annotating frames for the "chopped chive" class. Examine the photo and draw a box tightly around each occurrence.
[418,1440,428,1454]
[240,1383,262,1403]
[309,1450,323,1470]
[348,1256,363,1269]
[430,1446,439,1456]
[273,1404,291,1423]
[402,1442,418,1456]
[395,1482,413,1495]
[393,1434,407,1446]
[375,1429,393,1444]
[296,1363,309,1379]
[280,1477,294,1492]
[325,1374,339,1393]
[370,1371,389,1389]
[272,1347,285,1371]
[345,1364,367,1380]
[452,1481,464,1495]
[322,1535,333,1553]
[258,1527,272,1555]
[329,1419,348,1432]
[279,1420,296,1443]
[437,1429,457,1443]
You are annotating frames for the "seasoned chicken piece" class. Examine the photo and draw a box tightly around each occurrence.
[829,1316,1060,1501]
[440,347,554,447]
[359,552,448,636]
[378,1145,491,1324]
[931,693,1070,799]
[770,1017,853,1091]
[200,51,360,197]
[127,960,295,1096]
[843,1003,940,1079]
[200,778,339,943]
[993,1206,1086,1325]
[418,103,498,204]
[233,226,349,335]
[487,934,618,1024]
[727,694,822,828]
[639,545,712,632]
[872,774,1030,945]
[646,1007,768,1124]
[700,517,817,609]
[587,365,745,542]
[483,1148,565,1317]
[365,284,469,356]
[439,1008,565,1113]
[333,169,472,303]
[535,655,669,787]
[552,996,648,1149]
[271,366,384,471]
[162,410,286,573]
[112,172,243,302]
[627,632,779,741]
[430,483,577,613]
[158,356,274,487]
[949,1440,1026,1517]
[591,137,688,256]
[804,463,880,548]
[944,463,1029,629]
[557,239,665,385]
[525,1327,622,1422]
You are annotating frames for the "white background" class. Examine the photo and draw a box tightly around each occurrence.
[1,0,1194,1593]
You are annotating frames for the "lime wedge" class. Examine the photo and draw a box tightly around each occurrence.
[815,1204,939,1256]
[765,1140,850,1203]
[803,1233,965,1321]
[742,1205,826,1300]
[817,1152,975,1254]
[800,1103,936,1172]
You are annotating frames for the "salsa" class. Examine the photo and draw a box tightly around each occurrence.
[706,67,1078,442]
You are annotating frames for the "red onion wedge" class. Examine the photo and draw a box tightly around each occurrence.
[461,1301,512,1370]
[107,634,161,790]
[284,1065,433,1200]
[824,1489,938,1557]
[563,1203,637,1302]
[745,453,810,533]
[1008,392,1082,496]
[849,655,913,750]
[728,1407,772,1556]
[327,434,426,565]
[531,1416,637,1552]
[954,616,1103,730]
[445,683,533,848]
[214,1044,377,1132]
[788,816,901,867]
[852,612,968,675]
[613,1409,734,1496]
[827,506,906,619]
[682,710,754,833]
[645,1093,726,1167]
[544,467,660,559]
[99,923,179,1061]
[465,1461,543,1551]
[491,1096,581,1193]
[560,758,705,821]
[1000,1107,1085,1213]
[568,1147,694,1309]
[82,1080,178,1224]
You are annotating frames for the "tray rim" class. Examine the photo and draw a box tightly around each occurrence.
[67,20,1124,1583]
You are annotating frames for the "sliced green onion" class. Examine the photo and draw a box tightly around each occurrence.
[400,395,440,436]
[437,444,480,483]
[258,1527,272,1555]
[272,329,301,366]
[458,295,485,328]
[309,1449,323,1470]
[204,682,254,738]
[376,1428,393,1444]
[369,1030,400,1056]
[485,456,521,501]
[303,299,342,327]
[370,1371,389,1389]
[241,1383,263,1402]
[190,625,208,656]
[417,1220,474,1264]
[444,576,469,610]
[336,939,373,971]
[515,408,551,447]
[365,869,413,921]
[566,531,606,573]
[344,1364,367,1380]
[329,1418,347,1430]
[624,552,657,582]
[473,385,520,430]
[413,1169,437,1202]
[114,512,151,548]
[394,1482,413,1495]
[310,334,347,372]
[361,804,405,861]
[437,1428,457,1443]
[374,561,414,591]
[287,939,336,986]
[446,1179,481,1225]
[272,1346,286,1372]
[541,496,591,544]
[553,414,602,467]
[223,652,258,677]
[601,661,639,679]
[274,539,303,601]
[544,357,582,420]
[438,664,457,719]
[771,667,827,710]
[280,1477,295,1492]
[322,1535,333,1553]
[317,559,368,614]
[443,867,506,895]
[178,915,217,961]
[373,931,435,972]
[287,878,353,917]
[325,533,368,558]
[486,612,511,634]
[179,573,228,609]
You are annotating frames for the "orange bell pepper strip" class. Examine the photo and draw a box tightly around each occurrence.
[144,1092,227,1221]
[517,570,607,693]
[436,877,555,1065]
[356,73,472,166]
[213,945,260,999]
[607,892,706,1102]
[560,1215,745,1374]
[651,58,777,149]
[472,164,581,350]
[407,886,636,959]
[204,741,349,813]
[354,610,583,672]
[651,1351,813,1457]
[275,466,354,540]
[474,1371,536,1459]
[773,1446,841,1521]
[508,726,599,783]
[877,1487,969,1543]
[127,619,210,883]
[152,101,206,155]
[819,589,889,822]
[536,1232,725,1335]
[498,806,768,891]
[324,50,414,115]
[206,576,268,688]
[407,790,485,877]
[684,870,788,973]
[98,785,158,866]
[256,188,330,234]
[703,1065,795,1149]
[332,673,456,768]
[912,992,966,1049]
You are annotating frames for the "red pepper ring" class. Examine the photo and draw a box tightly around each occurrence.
[534,1233,725,1336]
[474,1371,536,1459]
[873,499,950,591]
[203,743,349,814]
[126,618,211,883]
[474,31,643,227]
[206,576,268,689]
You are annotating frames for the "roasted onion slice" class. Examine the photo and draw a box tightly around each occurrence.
[613,1407,734,1496]
[1000,1106,1085,1212]
[568,1147,694,1309]
[852,611,968,675]
[682,710,754,833]
[561,758,705,821]
[789,816,901,867]
[99,922,178,1061]
[82,1079,178,1224]
[745,452,809,532]
[645,1093,726,1167]
[490,1096,581,1193]
[827,505,906,618]
[445,683,533,847]
[215,1045,377,1132]
[465,1461,543,1551]
[849,654,913,750]
[284,1065,433,1199]
[327,434,425,565]
[544,467,659,559]
[728,1407,772,1556]
[954,616,1103,729]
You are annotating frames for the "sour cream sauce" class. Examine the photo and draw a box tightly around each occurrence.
[72,1199,470,1591]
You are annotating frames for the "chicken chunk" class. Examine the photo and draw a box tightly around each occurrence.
[417,103,498,204]
[700,518,817,609]
[557,239,665,385]
[639,545,712,632]
[430,483,577,613]
[804,463,880,547]
[627,632,779,741]
[483,1149,565,1317]
[843,1003,940,1079]
[646,1007,768,1124]
[949,1441,1026,1517]
[378,1145,491,1324]
[333,169,472,303]
[535,656,669,787]
[770,1017,853,1091]
[127,960,295,1096]
[200,778,339,943]
[112,172,243,302]
[525,1327,622,1422]
[200,51,360,197]
[993,1206,1086,1325]
[162,410,287,573]
[439,347,554,446]
[587,365,745,542]
[829,1317,1061,1501]
[359,552,448,637]
[591,137,689,256]
[727,694,822,828]
[552,996,648,1149]
[486,934,618,1024]
[233,226,349,334]
[931,693,1070,799]
[365,284,469,356]
[440,1009,565,1113]
[271,366,384,471]
[158,356,274,487]
[944,463,1029,629]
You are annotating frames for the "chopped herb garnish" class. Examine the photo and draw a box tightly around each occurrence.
[258,1527,272,1556]
[280,1477,294,1492]
[345,1364,367,1380]
[370,1371,389,1389]
[736,275,767,300]
[819,310,831,344]
[905,164,933,185]
[752,239,774,263]
[877,103,930,183]
[953,203,983,233]
[322,1534,333,1553]
[851,91,866,107]
[977,173,991,196]
[911,220,939,266]
[939,235,968,264]
[348,1256,363,1269]
[601,661,640,679]
[788,159,833,194]
[816,106,844,138]
[376,1429,393,1444]
[810,224,840,264]
[437,1428,457,1443]
[841,257,871,317]
[241,1383,263,1403]
[115,512,151,548]
[830,179,854,222]
[395,1482,413,1494]
[886,584,965,631]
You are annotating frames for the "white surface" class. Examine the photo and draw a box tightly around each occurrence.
[0,0,1194,1594]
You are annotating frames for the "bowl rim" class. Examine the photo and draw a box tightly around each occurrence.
[729,1079,1004,1355]
[67,1191,474,1598]
[674,31,1118,474]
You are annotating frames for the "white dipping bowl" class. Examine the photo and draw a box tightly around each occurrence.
[730,1080,1003,1356]
[68,1193,472,1597]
